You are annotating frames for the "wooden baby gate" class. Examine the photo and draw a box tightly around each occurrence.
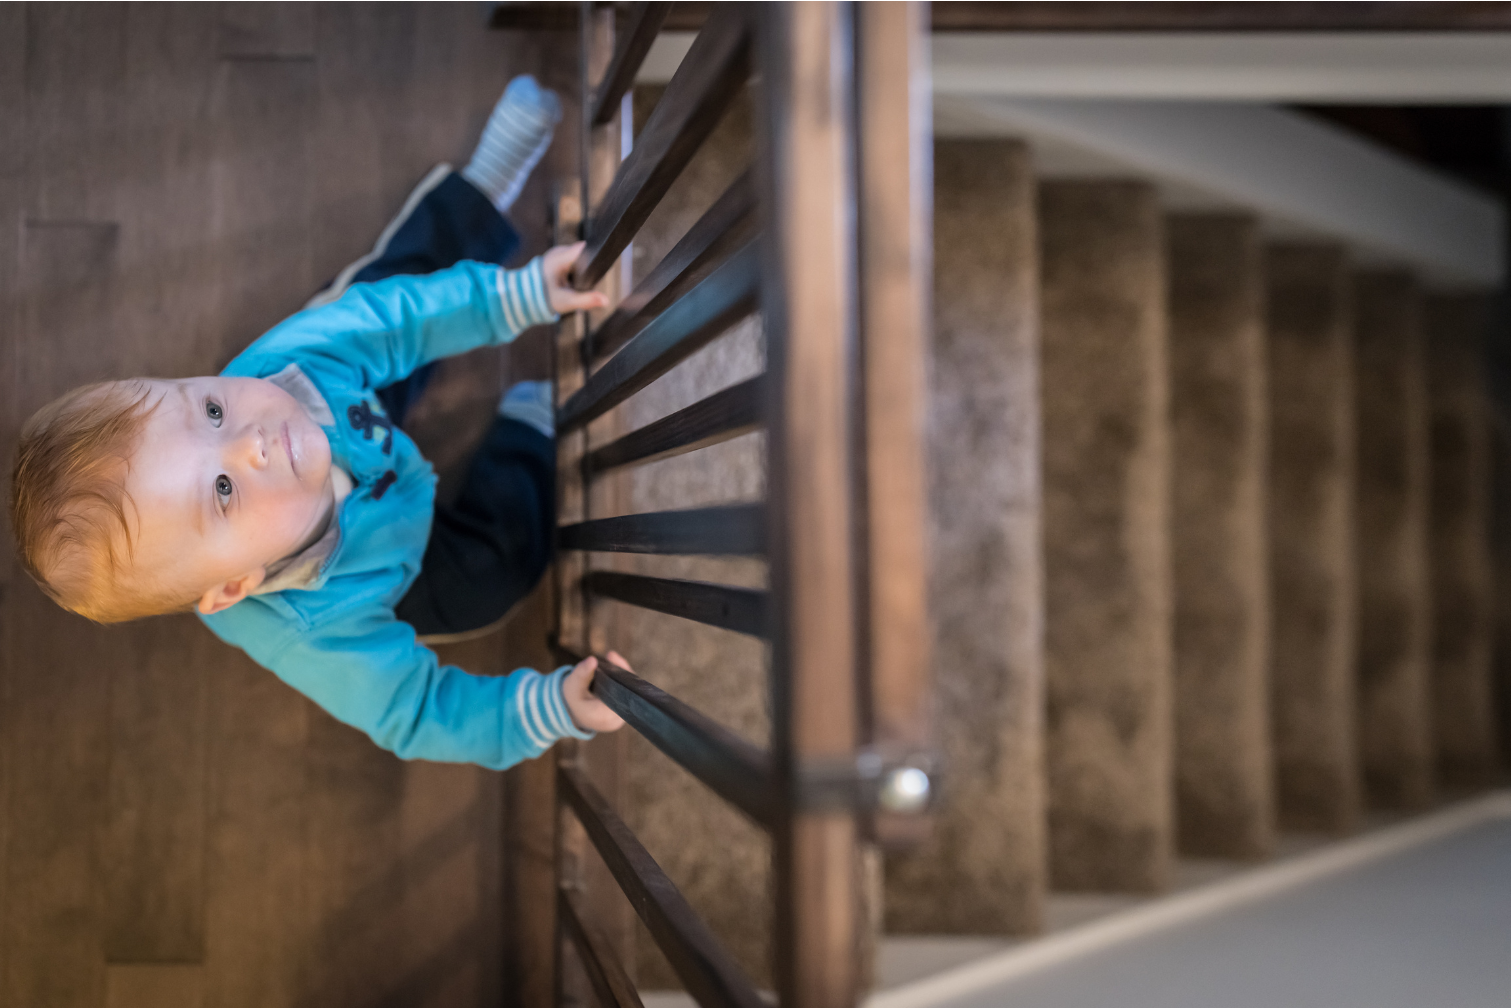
[523,4,934,1007]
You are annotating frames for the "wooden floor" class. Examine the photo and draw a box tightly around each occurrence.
[0,6,572,1007]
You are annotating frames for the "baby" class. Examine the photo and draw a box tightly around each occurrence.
[10,77,626,769]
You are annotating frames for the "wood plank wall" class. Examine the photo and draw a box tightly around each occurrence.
[0,6,571,1007]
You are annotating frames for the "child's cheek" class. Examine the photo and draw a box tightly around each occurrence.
[306,422,334,474]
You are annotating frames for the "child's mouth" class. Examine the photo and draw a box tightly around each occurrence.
[282,422,298,478]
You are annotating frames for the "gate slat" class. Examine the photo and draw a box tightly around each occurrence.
[558,503,764,556]
[586,375,763,472]
[588,170,757,361]
[572,2,752,288]
[586,570,767,637]
[560,239,760,433]
[587,655,774,825]
[558,765,768,1008]
[591,1,673,126]
[559,887,646,1008]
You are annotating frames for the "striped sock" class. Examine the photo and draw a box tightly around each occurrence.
[499,380,554,438]
[461,75,562,213]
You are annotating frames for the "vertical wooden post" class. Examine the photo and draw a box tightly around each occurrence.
[852,2,932,984]
[855,0,933,852]
[499,26,585,1008]
[558,5,633,1007]
[759,3,862,1004]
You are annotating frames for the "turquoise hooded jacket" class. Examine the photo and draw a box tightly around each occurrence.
[198,258,591,770]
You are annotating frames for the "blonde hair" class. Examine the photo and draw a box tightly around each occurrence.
[10,381,195,623]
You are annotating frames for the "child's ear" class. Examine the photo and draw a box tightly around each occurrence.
[196,568,267,616]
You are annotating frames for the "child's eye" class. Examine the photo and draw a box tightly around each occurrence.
[206,400,223,427]
[215,474,233,507]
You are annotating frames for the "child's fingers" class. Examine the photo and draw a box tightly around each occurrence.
[555,290,611,313]
[546,243,585,269]
[562,655,625,732]
[581,695,626,732]
[570,655,598,683]
[545,241,585,264]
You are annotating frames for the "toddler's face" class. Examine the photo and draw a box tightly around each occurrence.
[123,376,335,612]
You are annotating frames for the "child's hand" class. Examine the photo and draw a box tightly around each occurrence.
[562,651,629,734]
[542,242,611,315]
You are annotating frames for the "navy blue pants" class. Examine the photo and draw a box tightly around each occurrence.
[335,170,554,637]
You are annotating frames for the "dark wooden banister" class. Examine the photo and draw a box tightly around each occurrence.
[558,650,776,827]
[586,375,762,473]
[559,886,646,1008]
[558,764,768,1008]
[572,2,751,289]
[558,502,764,556]
[590,1,673,126]
[558,238,759,433]
[587,170,758,361]
[584,570,767,637]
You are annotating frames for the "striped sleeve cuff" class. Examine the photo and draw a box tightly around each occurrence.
[495,257,559,337]
[513,665,596,755]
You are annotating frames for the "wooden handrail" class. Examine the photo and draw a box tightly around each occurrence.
[558,239,759,433]
[759,5,866,1002]
[854,0,936,849]
[572,2,751,289]
[585,570,767,637]
[587,170,758,361]
[558,765,768,1008]
[558,502,764,556]
[586,375,762,472]
[591,1,673,125]
[559,886,646,1008]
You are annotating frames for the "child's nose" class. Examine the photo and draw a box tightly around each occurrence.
[229,424,268,471]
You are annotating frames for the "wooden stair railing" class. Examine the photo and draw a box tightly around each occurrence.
[584,372,763,471]
[559,239,761,429]
[582,570,766,637]
[587,170,757,361]
[540,4,934,1007]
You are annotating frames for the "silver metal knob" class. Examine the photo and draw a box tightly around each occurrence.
[877,765,931,814]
